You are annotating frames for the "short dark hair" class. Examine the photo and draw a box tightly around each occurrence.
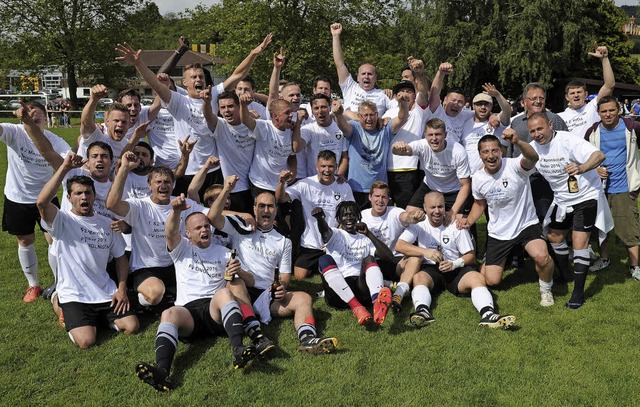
[218,91,239,105]
[106,102,129,117]
[117,88,141,103]
[370,180,390,193]
[312,75,332,89]
[66,175,95,195]
[425,118,446,132]
[25,101,46,115]
[597,95,619,110]
[135,141,154,161]
[477,135,501,152]
[564,80,586,93]
[336,201,361,224]
[87,141,113,160]
[239,75,256,90]
[203,184,224,207]
[147,166,175,184]
[310,93,331,106]
[528,111,550,123]
[447,88,466,99]
[317,149,337,162]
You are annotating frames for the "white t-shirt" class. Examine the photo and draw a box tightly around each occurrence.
[222,219,292,290]
[558,97,599,138]
[162,83,225,175]
[461,120,508,174]
[398,220,473,265]
[340,75,391,117]
[47,209,126,304]
[530,131,602,206]
[123,172,152,200]
[286,175,354,249]
[249,101,268,119]
[301,120,348,176]
[408,139,470,193]
[0,124,70,203]
[124,196,206,272]
[431,104,475,144]
[383,104,431,171]
[325,228,376,278]
[472,158,539,240]
[77,127,129,175]
[61,168,115,219]
[248,119,294,191]
[212,120,255,192]
[148,108,180,169]
[169,237,231,307]
[361,206,406,256]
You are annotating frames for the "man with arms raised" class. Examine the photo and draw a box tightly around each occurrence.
[460,133,555,307]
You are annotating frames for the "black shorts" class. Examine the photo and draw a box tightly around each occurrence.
[131,265,176,291]
[352,191,371,210]
[60,301,135,332]
[486,224,545,267]
[229,189,254,214]
[181,298,226,342]
[323,275,372,310]
[407,183,471,214]
[2,195,60,235]
[419,264,475,296]
[387,170,421,209]
[173,169,223,199]
[376,255,404,281]
[295,247,325,273]
[548,199,597,232]
[249,181,275,199]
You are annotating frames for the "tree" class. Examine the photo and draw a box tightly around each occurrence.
[0,0,148,107]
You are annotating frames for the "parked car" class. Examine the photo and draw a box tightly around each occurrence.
[98,98,114,108]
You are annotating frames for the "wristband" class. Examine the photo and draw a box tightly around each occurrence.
[452,258,465,269]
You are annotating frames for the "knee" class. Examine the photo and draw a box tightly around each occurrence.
[161,307,181,324]
[484,274,501,287]
[119,317,140,335]
[531,251,551,267]
[17,234,35,247]
[293,291,312,309]
[216,287,234,303]
[73,334,96,350]
[412,271,428,286]
[140,281,165,305]
[293,267,310,280]
[318,255,337,273]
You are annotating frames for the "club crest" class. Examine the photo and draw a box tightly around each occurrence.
[335,132,343,140]
[442,236,450,245]
[502,178,508,188]
[334,193,341,200]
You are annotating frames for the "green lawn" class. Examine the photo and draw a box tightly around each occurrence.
[0,123,639,405]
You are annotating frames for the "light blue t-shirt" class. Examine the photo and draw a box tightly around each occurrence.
[346,121,392,193]
[600,120,628,193]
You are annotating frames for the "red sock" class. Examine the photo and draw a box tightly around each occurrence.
[304,315,315,326]
[240,304,255,319]
[347,297,363,310]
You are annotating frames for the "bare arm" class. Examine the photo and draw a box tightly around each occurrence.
[458,199,487,230]
[399,209,426,227]
[267,47,285,110]
[482,83,512,126]
[275,170,294,203]
[80,84,108,137]
[16,103,64,170]
[428,62,452,113]
[115,42,172,104]
[187,155,219,202]
[223,34,273,91]
[391,96,409,135]
[37,153,85,225]
[312,208,333,243]
[590,45,615,99]
[207,175,238,230]
[239,93,257,131]
[202,85,219,132]
[447,177,471,223]
[395,238,443,263]
[408,56,430,108]
[391,141,414,156]
[502,129,538,170]
[166,194,188,252]
[173,135,196,179]
[332,101,352,137]
[359,223,393,262]
[292,109,306,153]
[330,23,350,85]
[105,151,137,216]
[337,151,349,183]
[566,150,606,176]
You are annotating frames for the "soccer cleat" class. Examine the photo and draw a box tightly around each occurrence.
[589,258,610,272]
[410,308,435,328]
[135,362,172,392]
[391,294,403,314]
[539,291,555,307]
[352,305,372,326]
[233,345,257,369]
[254,336,275,357]
[565,300,585,310]
[630,266,640,281]
[373,287,392,325]
[42,284,57,301]
[479,313,516,329]
[298,337,338,355]
[23,285,42,303]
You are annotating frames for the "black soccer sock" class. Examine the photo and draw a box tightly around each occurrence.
[222,301,245,349]
[239,304,264,342]
[155,322,179,374]
[297,316,317,343]
[551,241,572,282]
[569,249,589,305]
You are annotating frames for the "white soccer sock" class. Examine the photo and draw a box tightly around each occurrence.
[411,285,432,310]
[394,282,410,298]
[48,245,58,282]
[539,278,553,293]
[138,292,152,307]
[18,244,38,286]
[323,268,356,304]
[364,264,384,300]
[471,287,494,317]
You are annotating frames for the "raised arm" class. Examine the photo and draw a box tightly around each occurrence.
[358,222,393,262]
[202,85,219,132]
[16,103,63,170]
[502,129,538,170]
[331,101,352,137]
[173,135,196,179]
[391,141,414,156]
[399,209,426,227]
[166,194,189,252]
[330,23,350,85]
[267,47,285,109]
[37,153,85,226]
[207,175,238,230]
[428,62,452,113]
[337,151,349,184]
[292,108,306,153]
[275,170,294,203]
[589,45,615,99]
[187,155,219,202]
[115,42,172,104]
[482,83,512,126]
[239,93,257,131]
[222,33,273,91]
[120,121,151,158]
[105,151,138,216]
[80,84,108,137]
[158,36,190,74]
[391,95,410,135]
[312,207,333,243]
[408,56,430,108]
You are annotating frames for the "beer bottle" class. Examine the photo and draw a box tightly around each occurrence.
[271,266,280,300]
[568,175,579,193]
[224,249,237,281]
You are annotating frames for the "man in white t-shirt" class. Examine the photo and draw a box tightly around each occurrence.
[313,202,395,326]
[460,132,555,307]
[300,75,333,122]
[116,35,272,197]
[117,88,161,139]
[528,112,610,309]
[209,178,339,355]
[107,153,207,308]
[37,153,139,349]
[360,181,425,313]
[331,22,391,119]
[558,45,615,137]
[235,75,268,119]
[135,195,257,392]
[396,192,515,329]
[3,101,71,302]
[276,150,354,279]
[392,118,471,225]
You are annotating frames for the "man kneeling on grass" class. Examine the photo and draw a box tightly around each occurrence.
[37,153,139,348]
[395,191,515,329]
[313,201,395,326]
[135,194,256,393]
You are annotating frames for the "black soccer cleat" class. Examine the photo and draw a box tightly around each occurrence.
[298,337,338,355]
[233,345,257,369]
[410,308,435,328]
[254,336,276,357]
[478,313,516,329]
[135,361,172,392]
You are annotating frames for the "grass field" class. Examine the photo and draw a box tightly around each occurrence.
[0,121,639,406]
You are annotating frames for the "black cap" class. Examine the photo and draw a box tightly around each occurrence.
[392,80,415,95]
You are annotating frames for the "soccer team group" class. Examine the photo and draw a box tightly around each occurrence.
[3,24,639,392]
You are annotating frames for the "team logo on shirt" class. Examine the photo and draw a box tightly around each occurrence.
[336,132,343,140]
[334,193,341,200]
[502,178,508,188]
[442,236,450,245]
